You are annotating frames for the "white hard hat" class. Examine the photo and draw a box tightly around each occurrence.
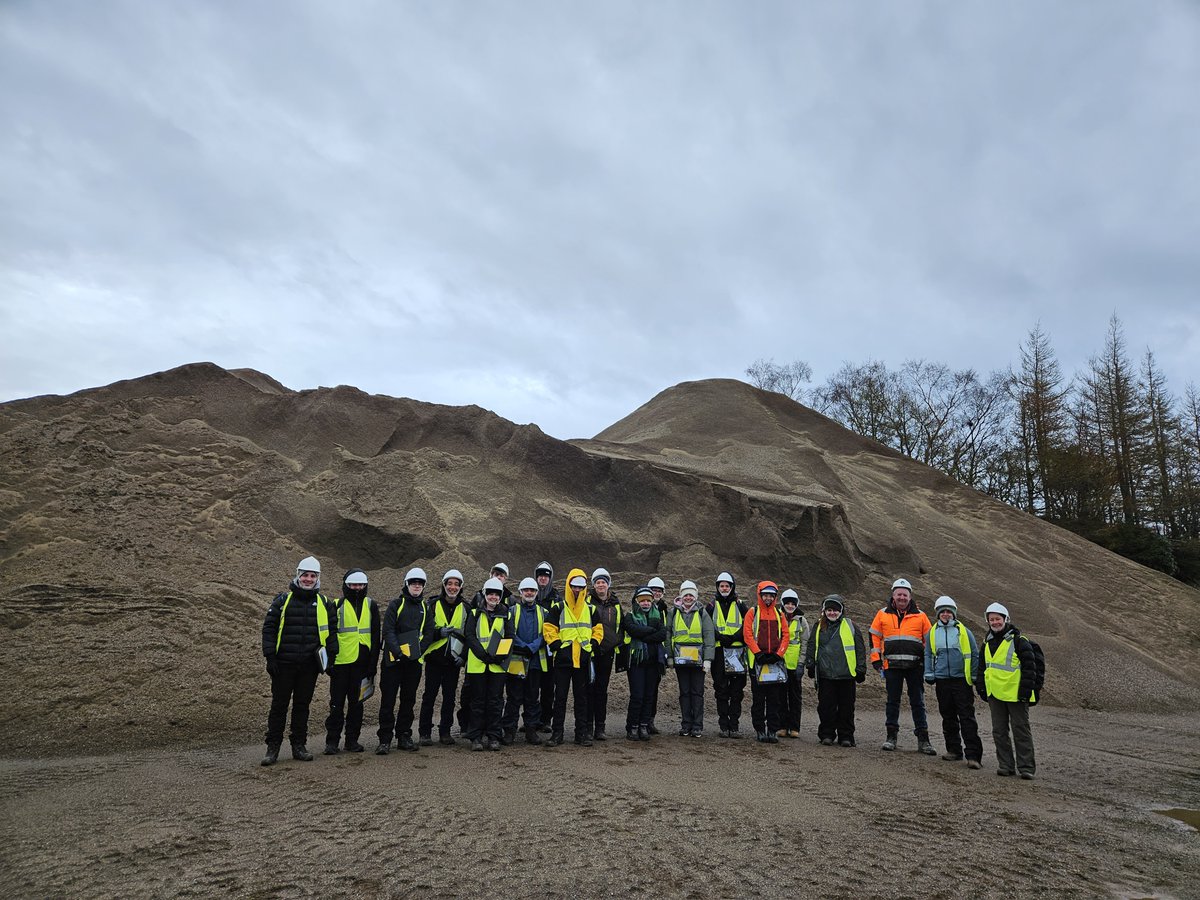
[891,578,912,592]
[985,601,1010,619]
[344,570,368,586]
[405,567,427,583]
[296,556,321,575]
[443,569,464,585]
[934,595,958,612]
[648,576,665,590]
[569,574,587,588]
[483,577,505,595]
[518,577,538,592]
[679,580,699,598]
[781,589,799,604]
[491,562,509,576]
[591,567,611,584]
[716,571,734,586]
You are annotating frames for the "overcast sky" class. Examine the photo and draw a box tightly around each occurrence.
[2,2,1197,439]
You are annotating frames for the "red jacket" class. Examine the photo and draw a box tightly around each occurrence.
[743,581,790,657]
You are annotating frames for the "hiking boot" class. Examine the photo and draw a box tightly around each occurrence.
[820,737,835,746]
[997,769,1015,777]
[788,729,801,739]
[839,739,854,748]
[481,736,492,750]
[594,725,607,741]
[775,729,787,738]
[487,738,502,751]
[418,733,433,747]
[345,740,365,753]
[728,729,743,739]
[576,734,594,747]
[547,731,564,746]
[967,760,982,770]
[398,734,417,752]
[637,725,650,741]
[756,731,768,742]
[916,733,937,756]
[261,744,280,766]
[375,741,391,756]
[881,730,898,751]
[646,722,660,735]
[941,752,963,761]
[291,744,313,762]
[471,739,484,752]
[765,733,779,744]
[525,728,543,746]
[1019,772,1035,780]
[439,734,455,746]
[718,729,730,738]
[626,728,638,741]
[501,728,516,746]
[323,742,340,755]
[537,724,552,734]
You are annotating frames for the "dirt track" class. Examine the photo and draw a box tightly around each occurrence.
[2,702,1197,900]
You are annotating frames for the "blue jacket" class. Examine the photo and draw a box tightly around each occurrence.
[924,618,978,681]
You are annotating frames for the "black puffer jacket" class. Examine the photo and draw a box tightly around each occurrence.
[262,583,339,666]
[382,588,428,666]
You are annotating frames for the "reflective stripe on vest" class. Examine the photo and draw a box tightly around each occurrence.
[275,592,330,653]
[815,618,857,678]
[983,635,1031,702]
[335,597,372,665]
[467,612,506,674]
[559,601,594,662]
[928,621,973,686]
[784,616,802,669]
[746,607,785,667]
[421,600,466,660]
[512,603,548,671]
[713,599,744,645]
[673,609,704,646]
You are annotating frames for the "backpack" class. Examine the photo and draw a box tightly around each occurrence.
[1022,637,1046,705]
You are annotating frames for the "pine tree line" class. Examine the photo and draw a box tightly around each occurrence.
[745,315,1200,584]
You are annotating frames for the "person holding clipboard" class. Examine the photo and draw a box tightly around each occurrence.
[463,578,515,751]
[376,567,429,754]
[666,581,715,737]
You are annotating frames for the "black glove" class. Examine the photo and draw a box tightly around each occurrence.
[266,657,278,676]
[805,665,816,680]
[871,659,883,672]
[757,652,778,664]
[855,671,866,683]
[1017,693,1030,704]
[439,625,455,637]
[976,688,988,701]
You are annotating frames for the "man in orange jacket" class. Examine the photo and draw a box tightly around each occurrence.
[870,578,936,755]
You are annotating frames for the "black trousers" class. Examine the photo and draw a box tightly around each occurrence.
[626,664,661,730]
[675,666,705,730]
[418,659,461,737]
[265,662,319,746]
[325,661,370,744]
[780,668,803,731]
[816,678,857,743]
[935,678,983,761]
[711,650,747,731]
[456,674,474,732]
[502,668,543,730]
[466,671,506,741]
[750,678,783,733]
[587,650,615,730]
[552,666,591,738]
[377,660,423,743]
[539,666,557,729]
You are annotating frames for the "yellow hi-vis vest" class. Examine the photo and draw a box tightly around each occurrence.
[421,600,466,661]
[713,599,745,646]
[672,607,704,664]
[275,592,331,653]
[814,618,858,677]
[784,616,804,670]
[558,600,595,668]
[466,611,507,674]
[334,597,372,665]
[983,634,1032,702]
[928,620,974,685]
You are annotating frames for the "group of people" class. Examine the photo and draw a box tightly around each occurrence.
[261,559,1039,780]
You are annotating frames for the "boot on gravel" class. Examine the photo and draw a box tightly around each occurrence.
[375,742,391,756]
[916,732,937,756]
[291,743,314,761]
[261,744,280,766]
[881,729,898,751]
[398,734,417,752]
[525,727,543,746]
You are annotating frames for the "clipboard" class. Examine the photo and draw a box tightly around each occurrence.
[506,656,528,678]
[496,638,513,656]
[358,677,375,701]
[393,628,421,661]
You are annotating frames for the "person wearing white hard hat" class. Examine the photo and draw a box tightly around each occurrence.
[463,578,515,751]
[542,567,605,746]
[417,569,469,746]
[501,577,548,745]
[585,567,624,742]
[667,580,715,737]
[744,581,790,744]
[324,569,381,756]
[974,602,1038,779]
[778,589,811,739]
[707,572,749,738]
[644,575,668,734]
[870,578,936,754]
[533,562,560,733]
[457,564,513,735]
[377,567,429,754]
[260,556,339,766]
[924,596,982,769]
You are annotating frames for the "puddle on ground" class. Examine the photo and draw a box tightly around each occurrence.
[1155,807,1200,830]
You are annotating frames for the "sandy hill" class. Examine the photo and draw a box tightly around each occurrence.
[0,365,1196,755]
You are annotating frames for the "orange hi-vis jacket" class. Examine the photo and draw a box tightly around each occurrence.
[869,602,931,670]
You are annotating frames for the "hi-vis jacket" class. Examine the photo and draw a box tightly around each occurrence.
[869,601,931,670]
[332,594,381,670]
[542,567,604,669]
[465,605,514,674]
[925,618,977,683]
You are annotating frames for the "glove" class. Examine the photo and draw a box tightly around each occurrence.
[439,625,455,637]
[855,671,866,684]
[924,675,936,684]
[976,688,988,701]
[702,660,711,673]
[871,660,883,672]
[757,652,778,665]
[265,657,278,676]
[806,665,816,680]
[1017,693,1030,704]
